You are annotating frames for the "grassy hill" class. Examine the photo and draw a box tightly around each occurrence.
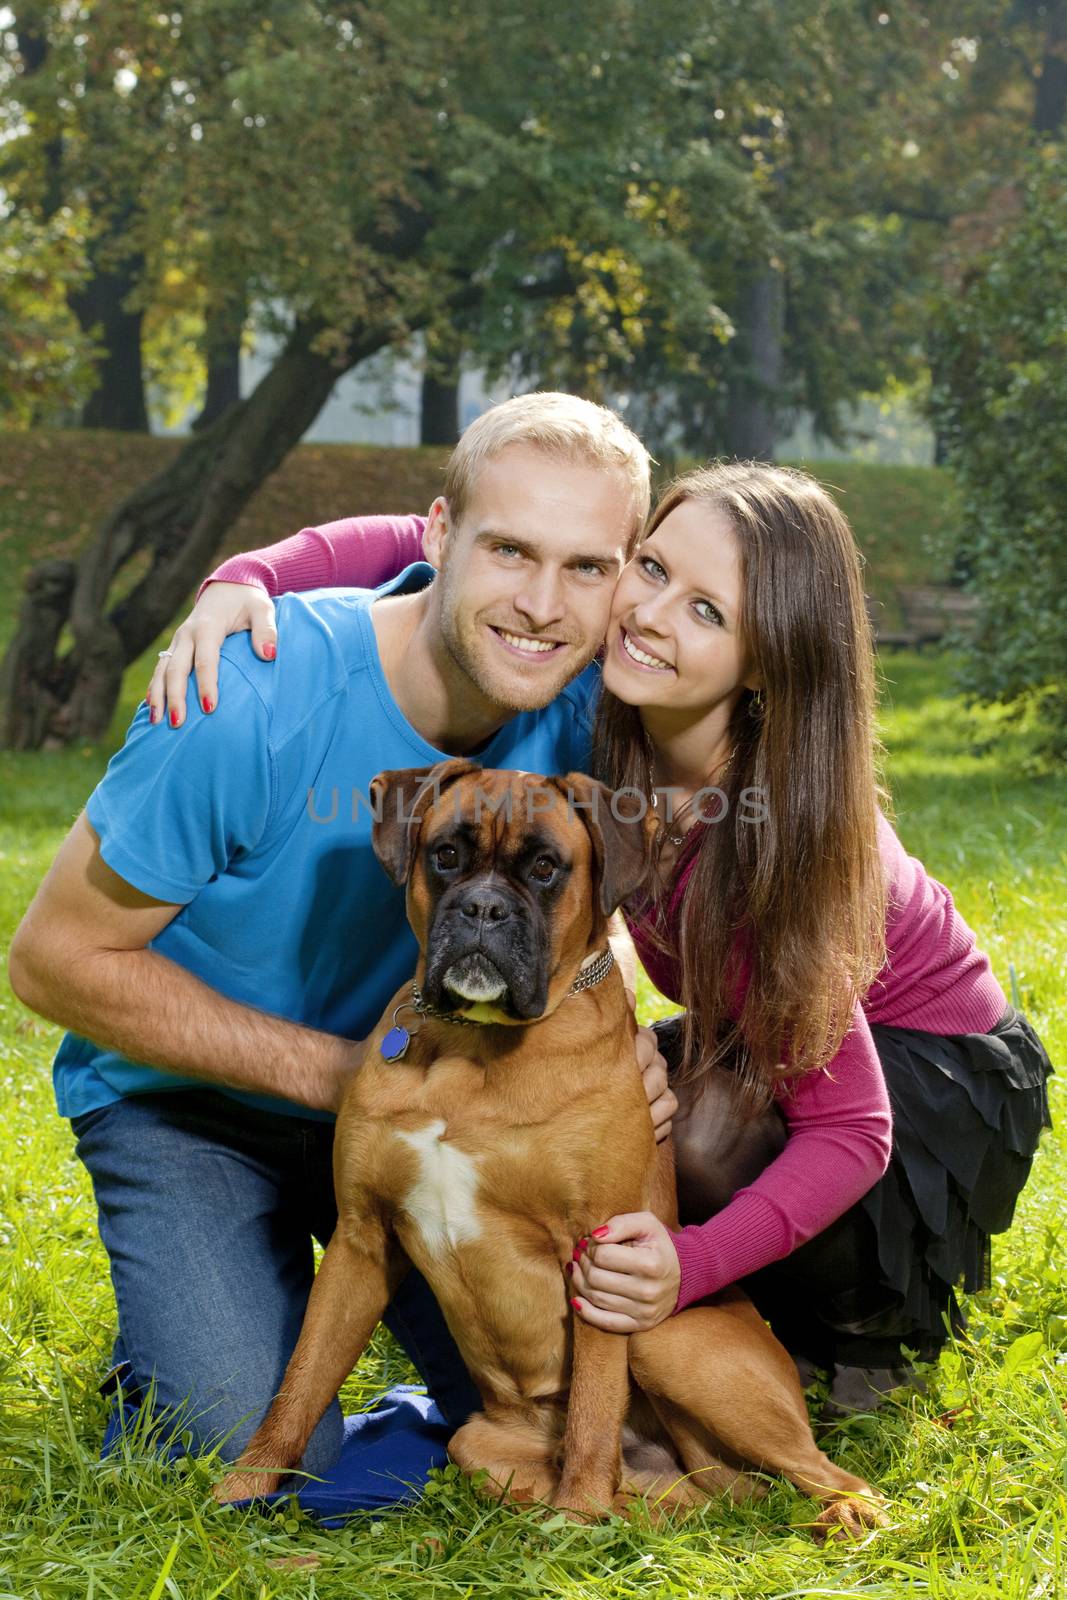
[0,431,960,649]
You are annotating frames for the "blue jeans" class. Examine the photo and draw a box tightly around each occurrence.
[72,1089,480,1474]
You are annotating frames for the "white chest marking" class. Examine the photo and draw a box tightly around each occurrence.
[396,1119,482,1255]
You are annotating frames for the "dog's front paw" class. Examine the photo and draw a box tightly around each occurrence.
[550,1476,615,1523]
[212,1466,285,1505]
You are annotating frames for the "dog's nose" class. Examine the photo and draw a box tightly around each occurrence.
[458,885,512,923]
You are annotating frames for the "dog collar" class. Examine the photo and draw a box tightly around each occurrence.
[380,947,616,1062]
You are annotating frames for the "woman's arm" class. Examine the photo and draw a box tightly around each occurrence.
[204,514,428,597]
[147,514,427,726]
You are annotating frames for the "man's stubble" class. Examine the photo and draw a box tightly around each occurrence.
[435,560,595,716]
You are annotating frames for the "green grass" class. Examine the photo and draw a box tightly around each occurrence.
[0,648,1063,1598]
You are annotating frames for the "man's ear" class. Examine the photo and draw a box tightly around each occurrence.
[553,773,654,916]
[421,497,451,571]
[371,758,477,885]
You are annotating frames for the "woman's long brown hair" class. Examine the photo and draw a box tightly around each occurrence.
[593,462,887,1110]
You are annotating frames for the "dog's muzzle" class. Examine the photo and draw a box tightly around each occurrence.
[422,873,547,1020]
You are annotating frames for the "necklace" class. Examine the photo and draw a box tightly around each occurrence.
[648,750,735,848]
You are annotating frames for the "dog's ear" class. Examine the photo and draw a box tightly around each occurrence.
[371,759,478,885]
[554,772,654,916]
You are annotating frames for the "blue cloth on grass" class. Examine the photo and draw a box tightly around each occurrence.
[102,1383,450,1526]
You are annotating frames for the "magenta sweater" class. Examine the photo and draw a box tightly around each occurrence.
[208,517,1009,1308]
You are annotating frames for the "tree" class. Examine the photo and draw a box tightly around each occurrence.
[923,0,1067,756]
[4,0,1041,746]
[500,4,984,460]
[0,0,715,745]
[0,209,96,428]
[928,147,1067,756]
[4,3,156,429]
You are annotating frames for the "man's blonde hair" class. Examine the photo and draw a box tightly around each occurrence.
[443,392,651,550]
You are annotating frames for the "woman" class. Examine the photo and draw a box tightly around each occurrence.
[149,462,1053,1414]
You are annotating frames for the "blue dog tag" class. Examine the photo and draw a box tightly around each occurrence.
[381,1025,411,1063]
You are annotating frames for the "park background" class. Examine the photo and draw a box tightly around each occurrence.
[1,3,1066,1597]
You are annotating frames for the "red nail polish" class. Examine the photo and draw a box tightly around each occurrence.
[570,1298,582,1311]
[202,698,213,714]
[592,1226,610,1239]
[263,642,276,660]
[169,709,179,727]
[149,707,159,724]
[565,1261,574,1276]
[571,1248,581,1263]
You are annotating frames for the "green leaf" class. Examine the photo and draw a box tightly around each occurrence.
[1002,1331,1045,1375]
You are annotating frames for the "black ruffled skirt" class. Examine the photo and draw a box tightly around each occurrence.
[660,1008,1055,1367]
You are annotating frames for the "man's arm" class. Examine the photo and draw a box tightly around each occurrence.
[9,813,358,1113]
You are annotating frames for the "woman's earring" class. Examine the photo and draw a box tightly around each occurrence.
[751,687,764,714]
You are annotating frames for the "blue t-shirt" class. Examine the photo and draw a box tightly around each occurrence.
[53,565,599,1122]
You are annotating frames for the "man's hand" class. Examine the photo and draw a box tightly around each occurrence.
[635,1025,676,1143]
[567,1212,681,1332]
[147,581,278,728]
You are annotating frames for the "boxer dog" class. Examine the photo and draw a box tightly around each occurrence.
[216,762,884,1535]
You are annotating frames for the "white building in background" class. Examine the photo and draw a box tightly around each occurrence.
[244,337,514,447]
[154,329,510,442]
[162,325,934,465]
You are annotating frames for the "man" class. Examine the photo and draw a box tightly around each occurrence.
[9,393,673,1476]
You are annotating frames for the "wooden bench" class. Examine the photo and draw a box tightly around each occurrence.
[866,585,981,650]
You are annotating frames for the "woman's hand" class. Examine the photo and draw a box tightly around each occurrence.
[635,1025,676,1143]
[147,581,278,727]
[568,1211,681,1332]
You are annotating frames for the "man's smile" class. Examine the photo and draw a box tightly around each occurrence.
[489,625,568,661]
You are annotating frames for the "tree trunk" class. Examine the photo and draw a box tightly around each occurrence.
[70,237,150,433]
[723,267,785,460]
[192,292,246,432]
[0,562,77,749]
[420,366,461,445]
[0,322,373,748]
[15,15,150,432]
[1033,0,1067,134]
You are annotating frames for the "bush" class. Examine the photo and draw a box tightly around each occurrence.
[929,146,1067,760]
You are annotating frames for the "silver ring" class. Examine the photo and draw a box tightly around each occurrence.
[157,649,174,660]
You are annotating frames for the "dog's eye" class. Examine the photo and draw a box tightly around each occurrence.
[433,844,459,871]
[530,855,556,885]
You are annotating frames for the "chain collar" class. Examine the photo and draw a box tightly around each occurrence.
[410,946,615,1027]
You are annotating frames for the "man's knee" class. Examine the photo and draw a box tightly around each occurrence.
[123,1356,344,1472]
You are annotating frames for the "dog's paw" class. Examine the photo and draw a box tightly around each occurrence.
[811,1492,888,1541]
[212,1468,283,1505]
[550,1478,614,1523]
